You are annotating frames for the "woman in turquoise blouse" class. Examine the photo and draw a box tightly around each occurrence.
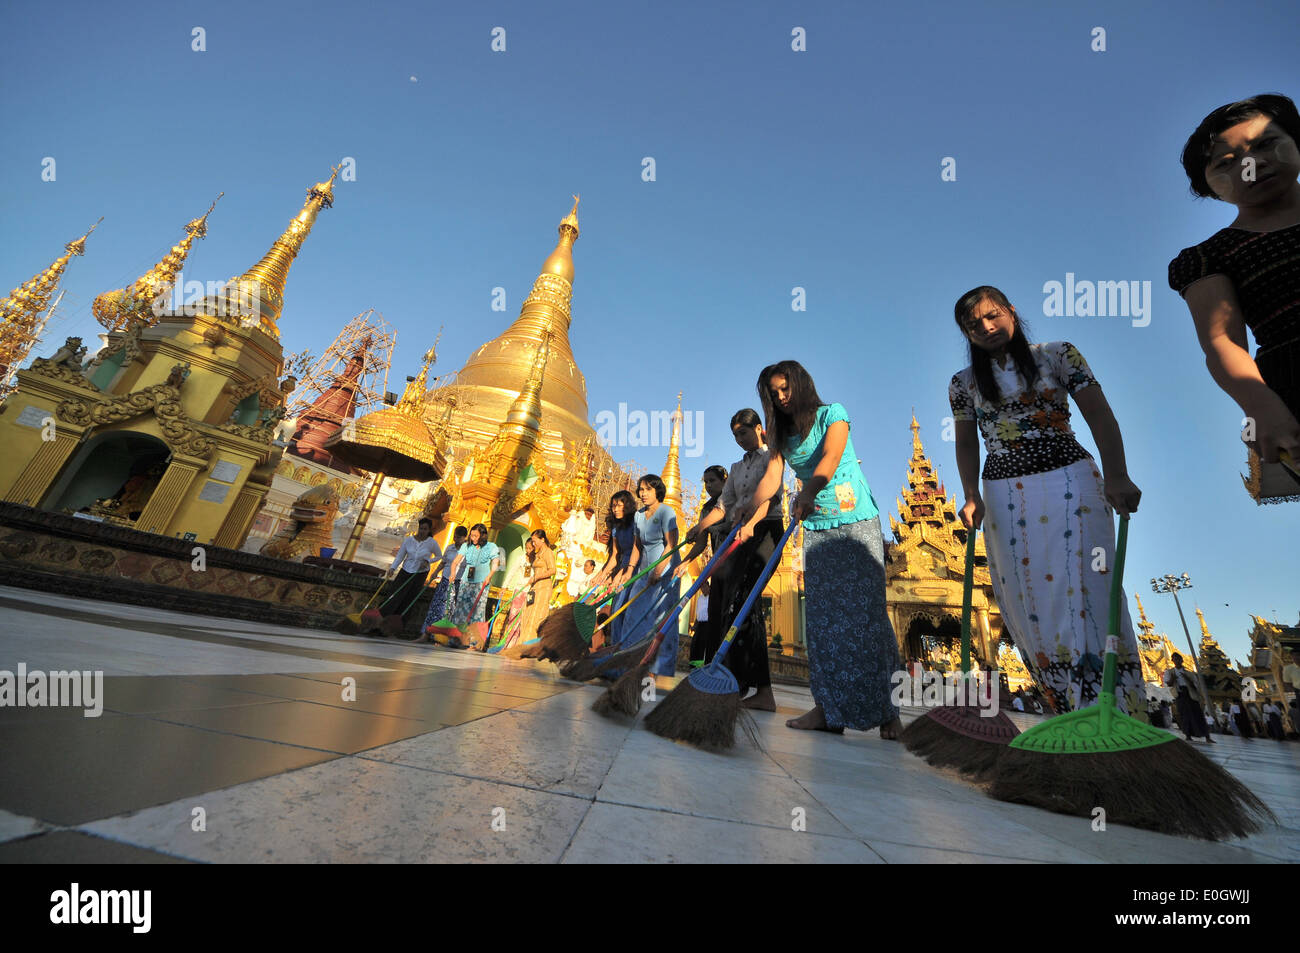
[739,361,902,738]
[448,523,502,630]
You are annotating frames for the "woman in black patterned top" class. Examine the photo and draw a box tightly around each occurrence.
[1168,93,1300,479]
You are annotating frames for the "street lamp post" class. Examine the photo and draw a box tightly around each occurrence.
[1150,572,1212,712]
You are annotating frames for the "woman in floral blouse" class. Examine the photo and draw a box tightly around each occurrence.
[948,285,1146,716]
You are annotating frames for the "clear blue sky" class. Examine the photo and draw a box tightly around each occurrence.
[3,0,1297,664]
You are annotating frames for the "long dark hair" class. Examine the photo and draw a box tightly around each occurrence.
[702,465,728,510]
[953,286,1040,405]
[469,522,489,546]
[757,360,824,451]
[608,490,635,529]
[1180,93,1300,198]
[529,529,550,548]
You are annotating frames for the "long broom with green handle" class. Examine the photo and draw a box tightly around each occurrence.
[565,524,743,684]
[643,520,800,749]
[523,539,691,662]
[988,514,1275,840]
[591,527,745,714]
[900,528,1020,779]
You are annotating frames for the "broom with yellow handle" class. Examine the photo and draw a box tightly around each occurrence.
[987,514,1276,840]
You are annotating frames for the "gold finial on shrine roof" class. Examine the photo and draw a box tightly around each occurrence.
[94,197,222,332]
[1,219,101,381]
[233,168,338,336]
[560,194,580,237]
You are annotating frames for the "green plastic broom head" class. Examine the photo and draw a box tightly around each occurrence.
[573,602,599,645]
[1007,515,1173,755]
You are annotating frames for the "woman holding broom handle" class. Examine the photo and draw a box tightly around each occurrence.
[681,409,781,711]
[589,490,640,650]
[615,474,680,686]
[680,464,728,667]
[738,363,902,737]
[948,286,1146,715]
[446,523,502,641]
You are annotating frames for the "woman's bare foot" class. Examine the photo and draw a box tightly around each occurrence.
[786,705,842,733]
[878,717,903,741]
[742,687,777,711]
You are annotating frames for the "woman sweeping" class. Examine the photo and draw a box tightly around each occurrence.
[447,523,502,639]
[682,409,781,711]
[417,524,467,640]
[740,363,902,737]
[680,464,728,667]
[614,474,681,685]
[1169,93,1300,492]
[948,285,1146,715]
[590,490,640,650]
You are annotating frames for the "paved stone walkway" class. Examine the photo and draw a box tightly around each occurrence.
[1,585,1296,863]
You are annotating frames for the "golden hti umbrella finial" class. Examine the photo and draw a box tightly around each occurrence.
[1,218,102,388]
[93,196,222,332]
[231,167,339,338]
[326,343,447,562]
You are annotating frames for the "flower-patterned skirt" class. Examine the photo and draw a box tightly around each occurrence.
[981,457,1146,715]
[803,516,901,730]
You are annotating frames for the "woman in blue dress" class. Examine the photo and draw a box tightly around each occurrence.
[418,525,467,637]
[590,490,640,650]
[447,523,502,631]
[616,474,681,682]
[740,361,903,738]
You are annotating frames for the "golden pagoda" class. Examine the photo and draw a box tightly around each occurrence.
[0,220,100,397]
[437,196,603,475]
[0,172,335,545]
[885,416,1005,668]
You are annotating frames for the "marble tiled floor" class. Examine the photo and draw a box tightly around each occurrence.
[1,584,1296,863]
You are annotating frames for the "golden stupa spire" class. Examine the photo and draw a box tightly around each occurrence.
[910,411,923,457]
[93,196,221,332]
[484,330,552,484]
[232,167,339,336]
[1195,606,1214,644]
[662,391,683,513]
[397,344,438,413]
[1134,594,1156,638]
[1,219,101,380]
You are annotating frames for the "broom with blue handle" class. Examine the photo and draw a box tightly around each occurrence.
[640,520,799,748]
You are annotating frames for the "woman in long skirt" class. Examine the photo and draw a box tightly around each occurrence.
[518,529,556,643]
[448,523,502,631]
[948,285,1146,715]
[615,474,681,683]
[590,491,640,650]
[420,525,467,635]
[740,362,902,737]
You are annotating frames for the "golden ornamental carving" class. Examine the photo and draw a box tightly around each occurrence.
[55,383,214,458]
